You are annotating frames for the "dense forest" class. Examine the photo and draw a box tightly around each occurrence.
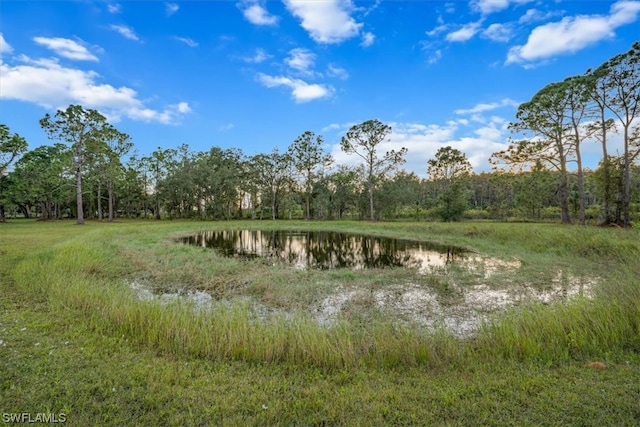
[1,42,638,226]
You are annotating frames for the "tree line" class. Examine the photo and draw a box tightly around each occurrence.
[1,43,638,225]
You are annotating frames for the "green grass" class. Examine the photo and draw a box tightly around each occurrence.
[1,219,640,425]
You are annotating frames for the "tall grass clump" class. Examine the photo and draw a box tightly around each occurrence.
[475,268,640,363]
[10,220,640,370]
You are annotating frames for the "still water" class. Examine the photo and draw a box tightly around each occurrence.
[180,229,469,272]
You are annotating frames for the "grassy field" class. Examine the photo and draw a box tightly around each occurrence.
[1,219,639,425]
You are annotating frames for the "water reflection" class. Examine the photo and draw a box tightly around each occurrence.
[180,230,468,272]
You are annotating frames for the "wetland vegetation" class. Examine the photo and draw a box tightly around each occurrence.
[1,219,639,425]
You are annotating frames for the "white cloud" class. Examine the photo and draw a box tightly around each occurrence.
[482,23,513,42]
[166,2,179,16]
[455,98,519,115]
[0,55,190,124]
[0,33,13,54]
[518,8,563,24]
[175,37,198,47]
[242,48,271,63]
[474,0,509,15]
[107,3,121,14]
[328,119,510,176]
[507,0,640,64]
[33,37,98,61]
[361,32,375,47]
[426,24,449,37]
[323,109,524,175]
[327,64,349,80]
[285,48,316,73]
[241,2,278,26]
[256,73,333,103]
[428,49,442,64]
[283,0,362,44]
[175,102,191,114]
[473,0,532,15]
[446,21,482,42]
[110,25,140,41]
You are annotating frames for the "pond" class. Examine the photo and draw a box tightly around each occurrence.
[125,229,598,336]
[180,229,470,272]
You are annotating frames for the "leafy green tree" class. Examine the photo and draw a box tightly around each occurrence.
[142,147,177,220]
[490,82,574,223]
[159,144,199,219]
[340,119,407,221]
[288,131,333,220]
[561,75,595,225]
[193,147,244,219]
[513,162,557,220]
[102,126,133,221]
[377,170,423,219]
[40,105,112,224]
[594,41,640,227]
[249,149,293,220]
[0,124,28,221]
[324,165,359,219]
[0,124,28,174]
[427,146,472,221]
[586,66,619,224]
[427,146,472,191]
[8,144,72,220]
[438,181,469,222]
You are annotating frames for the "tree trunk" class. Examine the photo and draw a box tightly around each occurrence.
[559,169,571,224]
[97,181,103,221]
[76,163,84,225]
[368,182,375,221]
[574,127,585,226]
[271,190,277,220]
[108,181,115,221]
[623,125,631,227]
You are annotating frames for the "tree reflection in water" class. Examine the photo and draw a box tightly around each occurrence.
[180,230,468,272]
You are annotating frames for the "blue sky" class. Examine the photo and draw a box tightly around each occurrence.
[1,0,639,177]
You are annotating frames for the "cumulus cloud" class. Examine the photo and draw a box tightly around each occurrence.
[283,0,362,44]
[327,64,349,80]
[240,2,278,26]
[428,49,442,64]
[242,48,271,63]
[455,98,519,115]
[328,118,510,175]
[33,37,98,61]
[107,3,121,14]
[0,33,13,54]
[518,8,564,24]
[240,48,272,64]
[110,25,140,41]
[285,48,316,73]
[482,23,513,42]
[175,37,198,47]
[0,55,190,124]
[256,73,333,103]
[361,32,375,47]
[473,0,532,15]
[165,2,179,16]
[426,24,450,37]
[325,104,521,175]
[507,0,640,64]
[446,21,482,42]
